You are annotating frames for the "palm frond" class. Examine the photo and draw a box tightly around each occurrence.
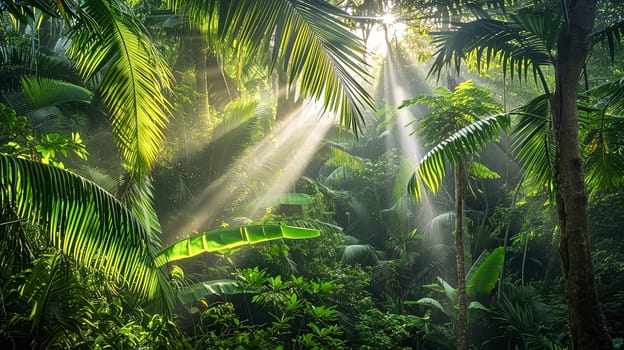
[510,95,554,190]
[117,175,163,257]
[21,76,93,110]
[408,114,511,201]
[0,154,166,302]
[168,0,373,135]
[593,19,624,63]
[578,87,624,190]
[0,45,80,94]
[405,0,518,20]
[588,77,624,115]
[0,0,96,28]
[429,11,558,93]
[67,0,173,177]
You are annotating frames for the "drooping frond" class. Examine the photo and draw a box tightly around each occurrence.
[0,45,80,94]
[408,114,511,201]
[168,0,373,135]
[0,0,95,28]
[0,154,164,301]
[395,0,518,20]
[117,174,163,256]
[21,76,93,110]
[67,0,173,177]
[429,9,559,93]
[593,19,624,63]
[510,95,554,190]
[155,224,321,266]
[589,77,624,115]
[579,84,624,190]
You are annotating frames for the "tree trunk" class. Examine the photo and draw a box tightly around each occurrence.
[454,160,468,350]
[550,1,612,348]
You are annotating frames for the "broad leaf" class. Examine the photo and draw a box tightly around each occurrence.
[155,224,320,266]
[279,193,315,205]
[466,247,505,297]
[409,297,451,318]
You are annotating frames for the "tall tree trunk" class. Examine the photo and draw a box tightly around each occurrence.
[550,0,612,348]
[454,160,468,350]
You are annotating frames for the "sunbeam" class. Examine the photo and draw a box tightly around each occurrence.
[173,101,333,236]
[379,47,437,225]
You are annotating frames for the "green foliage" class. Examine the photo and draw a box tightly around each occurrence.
[168,0,374,135]
[399,80,506,201]
[156,224,320,266]
[354,308,430,350]
[428,7,559,92]
[0,103,88,167]
[188,267,348,349]
[84,299,189,350]
[67,0,174,177]
[0,154,168,303]
[466,247,505,297]
[401,80,503,145]
[488,284,567,350]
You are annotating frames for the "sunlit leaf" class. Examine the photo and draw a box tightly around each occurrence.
[168,0,373,135]
[466,246,505,296]
[155,224,320,266]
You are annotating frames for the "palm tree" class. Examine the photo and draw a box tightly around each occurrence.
[400,80,502,349]
[0,153,320,312]
[2,0,374,216]
[413,1,624,347]
[1,0,374,334]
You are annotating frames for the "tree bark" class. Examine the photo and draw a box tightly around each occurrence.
[454,160,468,350]
[550,1,612,348]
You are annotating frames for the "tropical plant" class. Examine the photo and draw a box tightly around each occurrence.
[415,1,624,346]
[0,154,321,346]
[400,79,502,349]
[405,247,505,348]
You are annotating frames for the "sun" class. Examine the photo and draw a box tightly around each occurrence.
[381,13,395,26]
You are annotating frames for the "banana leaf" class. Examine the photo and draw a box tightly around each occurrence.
[466,246,505,296]
[155,224,320,266]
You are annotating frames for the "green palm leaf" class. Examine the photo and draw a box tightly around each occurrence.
[593,19,624,63]
[155,224,320,266]
[21,77,93,110]
[0,154,165,301]
[407,114,511,201]
[510,95,555,190]
[578,85,624,190]
[67,0,173,177]
[429,9,559,92]
[168,0,373,134]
